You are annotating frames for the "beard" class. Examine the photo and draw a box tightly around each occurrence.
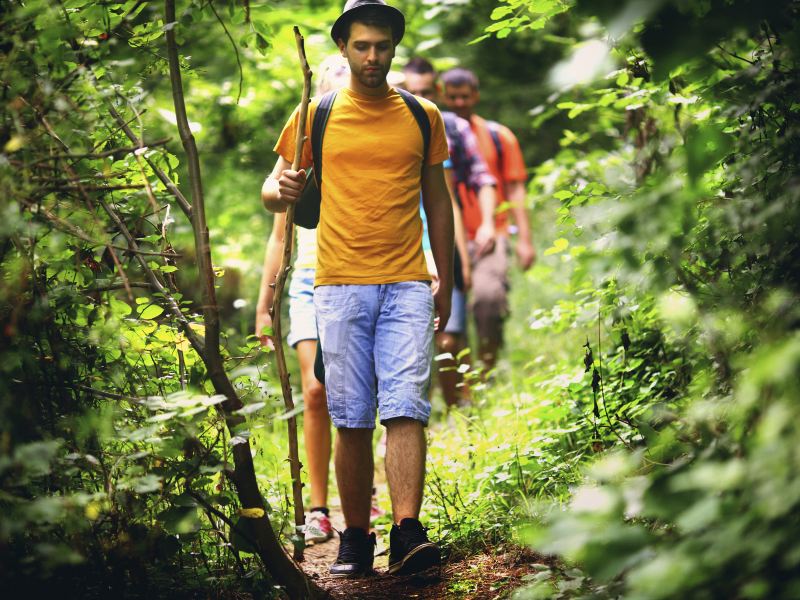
[355,63,389,88]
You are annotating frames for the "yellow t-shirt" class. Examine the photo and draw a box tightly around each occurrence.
[274,87,449,286]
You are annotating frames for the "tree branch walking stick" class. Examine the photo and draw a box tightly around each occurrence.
[270,25,313,563]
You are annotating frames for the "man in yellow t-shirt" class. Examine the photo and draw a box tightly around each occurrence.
[261,0,453,579]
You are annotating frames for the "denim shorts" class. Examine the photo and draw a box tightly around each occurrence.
[314,281,434,428]
[443,286,467,335]
[287,268,318,348]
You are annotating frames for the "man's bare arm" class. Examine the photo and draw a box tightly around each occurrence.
[422,162,455,331]
[261,155,307,213]
[506,180,535,270]
[474,183,497,256]
[444,169,472,290]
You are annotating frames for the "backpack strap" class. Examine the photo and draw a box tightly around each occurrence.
[486,120,504,177]
[396,87,431,166]
[311,90,338,187]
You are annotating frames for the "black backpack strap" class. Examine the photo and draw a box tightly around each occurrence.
[311,90,338,187]
[396,87,431,166]
[487,120,504,177]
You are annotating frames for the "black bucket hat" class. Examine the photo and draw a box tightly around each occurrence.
[330,0,405,44]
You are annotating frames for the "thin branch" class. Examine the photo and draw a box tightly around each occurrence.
[26,138,171,167]
[97,193,206,356]
[208,1,243,104]
[187,490,259,550]
[166,0,220,359]
[30,170,131,183]
[18,200,180,259]
[91,113,144,153]
[82,282,154,293]
[108,103,193,219]
[108,245,180,258]
[134,152,162,214]
[715,44,756,65]
[37,183,148,192]
[77,384,143,403]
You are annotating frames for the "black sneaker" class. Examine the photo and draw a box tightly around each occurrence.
[387,518,441,576]
[329,527,376,578]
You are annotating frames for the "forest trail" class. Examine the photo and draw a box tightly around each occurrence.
[301,535,543,599]
[296,505,547,599]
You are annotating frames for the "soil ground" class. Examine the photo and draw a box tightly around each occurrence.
[302,540,547,599]
[292,421,551,599]
[297,516,550,599]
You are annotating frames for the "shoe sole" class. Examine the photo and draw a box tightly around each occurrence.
[329,566,374,579]
[387,542,441,576]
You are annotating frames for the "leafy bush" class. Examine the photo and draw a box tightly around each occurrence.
[484,0,800,598]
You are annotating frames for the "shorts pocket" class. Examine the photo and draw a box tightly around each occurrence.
[314,288,361,400]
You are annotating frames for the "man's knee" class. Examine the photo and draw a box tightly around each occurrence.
[383,416,423,430]
[304,379,327,413]
[435,332,461,354]
[336,427,374,446]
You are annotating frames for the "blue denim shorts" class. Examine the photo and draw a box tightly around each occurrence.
[443,286,466,335]
[287,268,318,348]
[313,281,434,428]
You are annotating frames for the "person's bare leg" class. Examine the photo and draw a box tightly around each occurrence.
[478,335,500,373]
[296,341,330,508]
[335,427,373,531]
[435,332,462,408]
[471,237,508,376]
[384,417,426,523]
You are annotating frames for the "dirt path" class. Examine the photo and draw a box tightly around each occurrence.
[291,432,548,598]
[299,531,547,599]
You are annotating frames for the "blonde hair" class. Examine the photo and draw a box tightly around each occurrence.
[316,54,350,95]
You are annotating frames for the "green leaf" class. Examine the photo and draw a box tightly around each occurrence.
[230,516,258,554]
[157,506,201,534]
[490,6,514,20]
[544,238,570,256]
[139,304,164,320]
[685,123,733,184]
[109,296,132,317]
[234,402,267,416]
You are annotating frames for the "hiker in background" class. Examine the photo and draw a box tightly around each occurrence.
[255,54,351,547]
[403,56,498,408]
[261,0,453,579]
[441,67,536,373]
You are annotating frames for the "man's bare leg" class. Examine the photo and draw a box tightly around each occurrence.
[478,336,500,373]
[384,417,426,523]
[435,332,466,407]
[335,427,373,531]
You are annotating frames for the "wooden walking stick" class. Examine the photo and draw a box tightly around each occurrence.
[270,25,313,563]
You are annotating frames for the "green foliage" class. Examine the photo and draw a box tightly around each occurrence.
[486,0,800,598]
[0,0,297,594]
[3,0,800,596]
